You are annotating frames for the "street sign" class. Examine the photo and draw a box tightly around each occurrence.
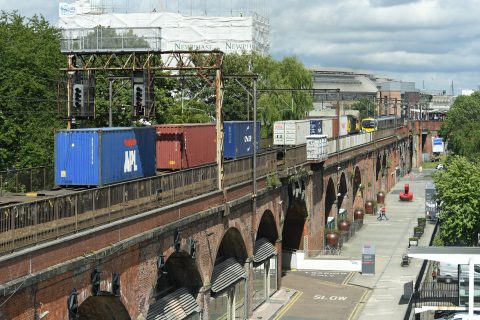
[362,245,375,275]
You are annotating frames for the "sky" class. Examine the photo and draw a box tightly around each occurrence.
[1,0,479,93]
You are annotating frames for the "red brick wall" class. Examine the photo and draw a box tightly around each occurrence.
[0,137,410,319]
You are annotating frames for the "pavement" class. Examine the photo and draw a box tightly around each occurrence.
[251,168,436,320]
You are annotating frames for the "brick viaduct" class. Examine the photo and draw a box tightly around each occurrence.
[0,127,413,320]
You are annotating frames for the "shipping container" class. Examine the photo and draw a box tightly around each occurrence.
[224,121,260,159]
[306,135,328,161]
[55,127,156,186]
[273,120,310,145]
[321,118,334,138]
[154,123,216,170]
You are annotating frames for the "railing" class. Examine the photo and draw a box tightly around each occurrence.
[60,27,162,53]
[285,145,307,168]
[0,164,217,254]
[0,166,54,195]
[373,128,396,141]
[412,282,459,308]
[0,149,279,254]
[224,150,276,187]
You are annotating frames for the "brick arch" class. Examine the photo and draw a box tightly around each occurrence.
[213,227,248,265]
[282,181,308,250]
[352,166,362,205]
[154,250,203,298]
[256,210,279,243]
[324,178,336,225]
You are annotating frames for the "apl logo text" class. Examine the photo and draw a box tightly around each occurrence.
[123,138,138,173]
[124,150,138,173]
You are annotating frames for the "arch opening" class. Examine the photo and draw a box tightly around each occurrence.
[282,183,308,251]
[324,178,336,226]
[352,166,362,204]
[148,249,203,319]
[78,295,131,320]
[209,228,248,320]
[337,172,348,210]
[253,210,279,310]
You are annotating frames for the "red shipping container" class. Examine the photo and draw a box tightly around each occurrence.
[154,123,216,170]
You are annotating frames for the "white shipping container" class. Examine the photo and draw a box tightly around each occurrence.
[273,120,310,145]
[306,134,328,161]
[321,118,334,138]
[273,122,286,145]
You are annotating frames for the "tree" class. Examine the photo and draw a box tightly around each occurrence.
[0,12,65,169]
[222,53,313,137]
[433,156,480,246]
[351,98,376,119]
[439,92,480,160]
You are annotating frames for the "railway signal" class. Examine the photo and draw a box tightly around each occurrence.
[133,84,145,116]
[73,84,84,110]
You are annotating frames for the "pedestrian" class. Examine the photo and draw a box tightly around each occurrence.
[432,268,438,289]
[378,205,388,220]
[382,206,388,220]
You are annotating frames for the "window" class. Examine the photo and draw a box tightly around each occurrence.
[269,257,278,297]
[253,263,266,309]
[209,279,246,320]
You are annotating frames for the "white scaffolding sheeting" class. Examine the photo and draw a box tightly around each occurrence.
[59,10,269,54]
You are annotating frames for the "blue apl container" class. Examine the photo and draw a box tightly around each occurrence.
[224,121,261,159]
[309,119,323,134]
[55,127,156,186]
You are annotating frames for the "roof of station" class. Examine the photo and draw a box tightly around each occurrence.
[311,68,379,93]
[409,246,480,264]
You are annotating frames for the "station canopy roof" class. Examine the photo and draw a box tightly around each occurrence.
[409,246,480,264]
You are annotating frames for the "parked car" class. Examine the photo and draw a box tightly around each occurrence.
[437,312,480,320]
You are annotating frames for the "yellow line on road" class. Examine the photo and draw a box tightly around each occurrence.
[272,289,303,320]
[347,289,371,320]
[342,272,355,285]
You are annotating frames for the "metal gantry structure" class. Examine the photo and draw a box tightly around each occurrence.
[62,49,226,190]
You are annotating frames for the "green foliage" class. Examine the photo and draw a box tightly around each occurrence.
[223,53,312,138]
[439,92,480,160]
[265,173,281,189]
[0,12,65,169]
[351,98,376,119]
[433,156,480,246]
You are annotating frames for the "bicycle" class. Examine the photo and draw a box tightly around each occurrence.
[325,245,342,255]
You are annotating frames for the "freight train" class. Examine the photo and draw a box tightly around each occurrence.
[55,115,401,187]
[55,121,260,187]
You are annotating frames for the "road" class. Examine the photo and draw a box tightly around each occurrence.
[276,169,436,320]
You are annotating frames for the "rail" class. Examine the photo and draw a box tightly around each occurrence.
[0,149,277,254]
[0,166,54,195]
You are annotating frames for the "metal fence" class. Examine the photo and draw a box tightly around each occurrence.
[285,145,306,168]
[0,149,279,254]
[412,282,459,307]
[0,166,54,195]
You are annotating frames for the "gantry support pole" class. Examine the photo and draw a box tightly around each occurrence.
[215,67,224,191]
